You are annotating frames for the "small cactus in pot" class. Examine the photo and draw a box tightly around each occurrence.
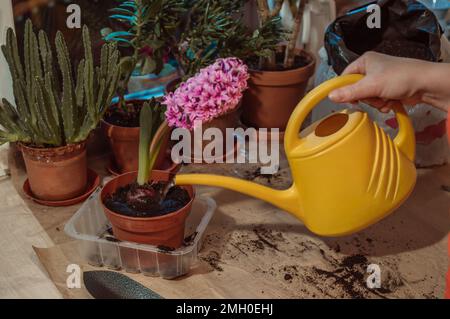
[0,20,120,202]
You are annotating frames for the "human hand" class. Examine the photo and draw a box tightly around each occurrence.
[328,52,450,113]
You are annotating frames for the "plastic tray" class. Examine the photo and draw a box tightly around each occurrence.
[64,188,216,279]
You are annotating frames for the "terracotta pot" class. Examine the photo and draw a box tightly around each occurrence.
[101,171,194,248]
[102,119,139,173]
[174,108,239,164]
[447,114,450,143]
[20,142,87,201]
[241,49,315,131]
[102,102,174,174]
[165,80,241,163]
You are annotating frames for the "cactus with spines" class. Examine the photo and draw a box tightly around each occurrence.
[0,20,121,147]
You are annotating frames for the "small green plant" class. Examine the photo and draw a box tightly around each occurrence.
[103,0,185,109]
[172,0,283,79]
[106,0,284,83]
[0,20,120,147]
[137,98,168,185]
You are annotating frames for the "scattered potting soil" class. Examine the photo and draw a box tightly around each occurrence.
[203,225,409,298]
[284,273,293,281]
[104,182,190,218]
[253,226,283,251]
[200,250,223,272]
[244,167,273,182]
[104,102,142,127]
[243,167,285,186]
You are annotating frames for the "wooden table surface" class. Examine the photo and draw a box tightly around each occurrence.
[0,176,62,298]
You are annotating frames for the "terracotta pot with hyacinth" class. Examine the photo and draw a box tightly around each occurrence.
[162,58,249,164]
[101,99,194,248]
[101,57,248,247]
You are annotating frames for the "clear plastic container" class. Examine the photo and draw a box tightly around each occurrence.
[64,188,216,279]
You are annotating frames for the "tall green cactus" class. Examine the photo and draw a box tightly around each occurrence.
[0,20,121,147]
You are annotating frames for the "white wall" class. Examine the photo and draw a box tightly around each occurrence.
[0,1,14,104]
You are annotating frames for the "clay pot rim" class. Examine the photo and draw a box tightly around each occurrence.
[103,99,152,129]
[248,48,315,73]
[101,118,140,131]
[19,140,86,152]
[19,141,87,161]
[107,157,181,176]
[248,50,316,86]
[101,171,195,222]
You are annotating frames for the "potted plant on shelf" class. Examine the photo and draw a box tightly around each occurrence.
[167,0,281,81]
[241,0,316,136]
[0,20,120,202]
[162,57,249,163]
[101,0,184,174]
[101,99,194,247]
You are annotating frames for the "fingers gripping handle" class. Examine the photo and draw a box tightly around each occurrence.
[284,74,416,161]
[285,74,365,153]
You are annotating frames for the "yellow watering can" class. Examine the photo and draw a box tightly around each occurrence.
[175,74,417,236]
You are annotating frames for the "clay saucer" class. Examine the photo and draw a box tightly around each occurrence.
[23,169,100,207]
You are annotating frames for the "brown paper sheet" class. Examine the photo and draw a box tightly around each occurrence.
[6,144,450,299]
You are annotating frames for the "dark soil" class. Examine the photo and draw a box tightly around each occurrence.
[104,101,143,127]
[104,182,190,218]
[183,232,198,246]
[244,167,274,184]
[157,245,175,252]
[373,40,433,61]
[311,254,379,299]
[200,251,223,272]
[284,273,293,281]
[350,38,434,61]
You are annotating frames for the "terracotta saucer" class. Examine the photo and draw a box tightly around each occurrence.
[23,169,100,207]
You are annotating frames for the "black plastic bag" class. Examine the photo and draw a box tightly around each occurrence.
[324,0,442,74]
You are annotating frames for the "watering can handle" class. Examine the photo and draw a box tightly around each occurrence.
[284,74,416,161]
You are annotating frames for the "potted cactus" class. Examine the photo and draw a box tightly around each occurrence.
[101,0,184,174]
[101,99,194,247]
[0,20,120,202]
[241,0,316,135]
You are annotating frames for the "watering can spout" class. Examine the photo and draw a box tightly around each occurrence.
[175,174,302,219]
